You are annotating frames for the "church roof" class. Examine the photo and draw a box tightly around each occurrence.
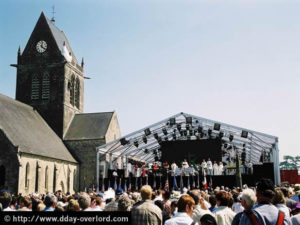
[42,12,78,64]
[64,112,114,141]
[0,94,77,163]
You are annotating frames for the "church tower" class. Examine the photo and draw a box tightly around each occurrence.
[13,12,84,138]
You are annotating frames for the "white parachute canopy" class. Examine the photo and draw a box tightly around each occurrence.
[61,42,72,62]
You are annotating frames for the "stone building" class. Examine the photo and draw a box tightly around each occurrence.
[0,12,121,194]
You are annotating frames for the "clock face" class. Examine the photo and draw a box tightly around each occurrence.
[36,40,47,53]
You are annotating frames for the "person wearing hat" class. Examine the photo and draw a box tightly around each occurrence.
[291,202,300,224]
[238,178,292,225]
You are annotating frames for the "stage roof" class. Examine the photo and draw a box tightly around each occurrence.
[97,112,278,164]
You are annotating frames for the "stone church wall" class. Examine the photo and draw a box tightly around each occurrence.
[18,153,78,195]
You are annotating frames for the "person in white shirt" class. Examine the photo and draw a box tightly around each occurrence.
[171,161,178,176]
[201,159,207,175]
[213,162,219,175]
[182,159,189,169]
[207,158,213,175]
[165,195,198,225]
[218,162,223,176]
[189,190,214,223]
[214,191,236,225]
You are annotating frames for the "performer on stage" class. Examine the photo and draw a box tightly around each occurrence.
[207,158,213,175]
[141,164,146,177]
[153,162,159,176]
[182,159,189,169]
[213,161,218,175]
[171,161,178,176]
[218,161,224,175]
[134,164,139,177]
[201,159,207,175]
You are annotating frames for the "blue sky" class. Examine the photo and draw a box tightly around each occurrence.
[1,0,299,160]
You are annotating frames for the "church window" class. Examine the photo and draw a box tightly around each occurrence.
[35,162,39,192]
[31,75,40,100]
[67,168,71,193]
[70,75,75,106]
[0,165,5,187]
[75,78,80,109]
[25,163,30,188]
[42,73,50,100]
[45,166,49,191]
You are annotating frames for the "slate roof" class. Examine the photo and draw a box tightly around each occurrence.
[0,94,77,163]
[64,112,114,141]
[42,12,79,64]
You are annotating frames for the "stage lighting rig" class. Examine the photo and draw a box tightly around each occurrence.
[154,133,159,140]
[120,138,129,146]
[208,129,212,137]
[142,136,147,144]
[197,126,203,133]
[162,128,168,135]
[219,132,224,139]
[229,134,234,142]
[144,128,151,136]
[134,140,139,148]
[169,118,176,126]
[177,124,181,131]
[186,116,192,124]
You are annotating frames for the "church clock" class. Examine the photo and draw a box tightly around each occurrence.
[36,40,47,53]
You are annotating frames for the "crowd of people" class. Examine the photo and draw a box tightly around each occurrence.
[0,178,300,225]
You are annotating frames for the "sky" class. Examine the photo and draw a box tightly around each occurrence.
[0,0,299,161]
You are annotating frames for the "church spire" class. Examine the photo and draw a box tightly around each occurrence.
[17,46,22,64]
[81,57,84,68]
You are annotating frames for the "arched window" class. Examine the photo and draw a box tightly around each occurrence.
[75,78,80,109]
[35,162,40,192]
[25,163,30,188]
[42,73,50,100]
[0,165,5,187]
[67,168,71,193]
[31,75,40,100]
[73,169,77,191]
[53,165,57,192]
[45,166,49,191]
[69,75,75,106]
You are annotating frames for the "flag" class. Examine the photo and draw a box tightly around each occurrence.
[135,177,138,190]
[180,174,183,193]
[159,176,162,189]
[202,170,207,189]
[192,175,195,188]
[187,176,190,190]
[114,177,117,190]
[128,177,132,190]
[173,175,178,190]
[124,179,127,192]
[101,177,105,193]
[108,179,111,190]
[164,178,169,191]
[209,175,213,188]
[153,175,156,189]
[197,173,200,189]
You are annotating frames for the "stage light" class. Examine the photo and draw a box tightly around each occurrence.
[177,124,181,131]
[229,134,234,142]
[154,156,159,161]
[134,141,139,148]
[193,130,197,135]
[162,128,168,135]
[208,129,212,136]
[120,138,128,145]
[243,143,246,148]
[186,124,190,130]
[214,123,221,131]
[173,129,177,133]
[172,133,176,140]
[144,128,151,136]
[183,130,187,136]
[197,126,203,133]
[224,143,228,148]
[195,120,199,124]
[241,130,248,138]
[154,133,159,140]
[180,131,184,136]
[143,136,147,144]
[144,149,149,154]
[186,117,192,124]
[157,137,162,144]
[164,137,168,141]
[169,118,176,126]
[219,132,224,139]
